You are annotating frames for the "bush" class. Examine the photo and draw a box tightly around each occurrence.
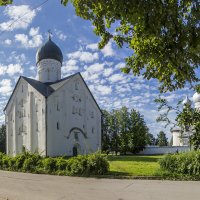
[22,153,42,172]
[87,153,109,175]
[159,151,200,176]
[42,157,57,173]
[0,152,109,176]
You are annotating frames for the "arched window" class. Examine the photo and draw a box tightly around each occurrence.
[57,122,60,130]
[47,69,50,80]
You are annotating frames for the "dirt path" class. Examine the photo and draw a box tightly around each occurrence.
[0,170,200,200]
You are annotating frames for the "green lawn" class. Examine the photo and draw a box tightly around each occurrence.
[107,155,163,176]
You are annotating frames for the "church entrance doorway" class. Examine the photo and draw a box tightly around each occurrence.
[73,146,78,157]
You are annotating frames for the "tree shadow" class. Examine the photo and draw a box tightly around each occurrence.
[108,155,161,162]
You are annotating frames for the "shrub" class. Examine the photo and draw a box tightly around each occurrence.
[56,157,68,171]
[42,157,57,173]
[66,155,88,175]
[87,153,109,175]
[159,151,200,176]
[22,154,42,172]
[0,152,109,176]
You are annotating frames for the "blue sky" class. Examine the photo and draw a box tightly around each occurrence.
[0,0,196,139]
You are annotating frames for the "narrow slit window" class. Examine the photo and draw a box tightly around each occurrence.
[57,122,59,130]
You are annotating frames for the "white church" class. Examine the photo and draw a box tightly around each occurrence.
[4,36,102,157]
[171,94,200,146]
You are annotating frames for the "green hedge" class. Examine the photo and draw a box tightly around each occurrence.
[159,151,200,176]
[0,152,109,176]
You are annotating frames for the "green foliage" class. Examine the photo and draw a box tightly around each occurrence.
[155,96,200,150]
[146,133,156,145]
[177,104,200,150]
[42,157,57,173]
[22,153,42,172]
[156,131,168,146]
[0,0,12,6]
[0,152,109,176]
[61,0,200,92]
[102,107,149,154]
[159,151,200,176]
[0,124,6,153]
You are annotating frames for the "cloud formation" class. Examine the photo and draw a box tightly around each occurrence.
[0,5,37,31]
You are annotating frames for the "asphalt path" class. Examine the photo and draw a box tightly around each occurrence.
[0,171,200,200]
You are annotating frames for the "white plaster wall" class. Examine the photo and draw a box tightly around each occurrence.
[5,78,46,156]
[195,102,200,110]
[37,59,61,83]
[172,131,181,146]
[46,74,101,157]
[138,146,190,155]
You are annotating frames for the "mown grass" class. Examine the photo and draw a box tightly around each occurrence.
[107,155,163,176]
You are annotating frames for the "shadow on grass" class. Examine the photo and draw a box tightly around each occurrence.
[107,155,162,163]
[107,171,130,176]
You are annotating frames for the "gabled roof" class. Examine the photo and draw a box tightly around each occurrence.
[4,73,77,111]
[4,73,102,114]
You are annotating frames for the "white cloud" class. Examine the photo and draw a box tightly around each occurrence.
[86,43,98,51]
[7,64,23,76]
[101,41,115,57]
[96,85,112,95]
[67,51,99,63]
[0,64,23,76]
[4,39,12,45]
[0,5,37,31]
[15,27,43,48]
[108,73,124,83]
[103,68,114,77]
[54,29,67,41]
[29,27,39,36]
[62,60,79,74]
[0,65,7,76]
[0,79,12,96]
[115,62,126,69]
[81,71,99,81]
[84,63,104,73]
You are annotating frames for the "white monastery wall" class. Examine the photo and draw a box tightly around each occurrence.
[138,146,190,155]
[47,74,101,157]
[6,78,46,156]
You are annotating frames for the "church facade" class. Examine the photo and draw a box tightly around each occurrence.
[4,37,102,157]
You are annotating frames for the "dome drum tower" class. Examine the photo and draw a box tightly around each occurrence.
[36,37,63,83]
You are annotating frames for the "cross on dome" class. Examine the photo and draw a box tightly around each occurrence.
[48,29,52,40]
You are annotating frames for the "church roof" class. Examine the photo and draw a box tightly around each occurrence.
[4,73,77,111]
[4,73,102,113]
[36,37,63,65]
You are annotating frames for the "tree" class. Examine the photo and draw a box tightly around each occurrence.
[0,0,12,6]
[0,124,6,153]
[117,107,131,154]
[2,1,199,92]
[155,96,200,150]
[177,104,200,150]
[156,131,168,146]
[60,0,200,93]
[146,133,156,146]
[101,107,149,155]
[102,110,111,154]
[128,109,149,153]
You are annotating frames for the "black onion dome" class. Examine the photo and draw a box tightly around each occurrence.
[36,38,63,65]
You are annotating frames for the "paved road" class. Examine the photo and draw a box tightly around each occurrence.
[0,171,200,200]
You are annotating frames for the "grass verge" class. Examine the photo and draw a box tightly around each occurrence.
[107,155,163,176]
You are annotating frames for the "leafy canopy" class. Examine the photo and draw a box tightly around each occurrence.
[61,0,200,92]
[0,0,12,6]
[1,1,199,92]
